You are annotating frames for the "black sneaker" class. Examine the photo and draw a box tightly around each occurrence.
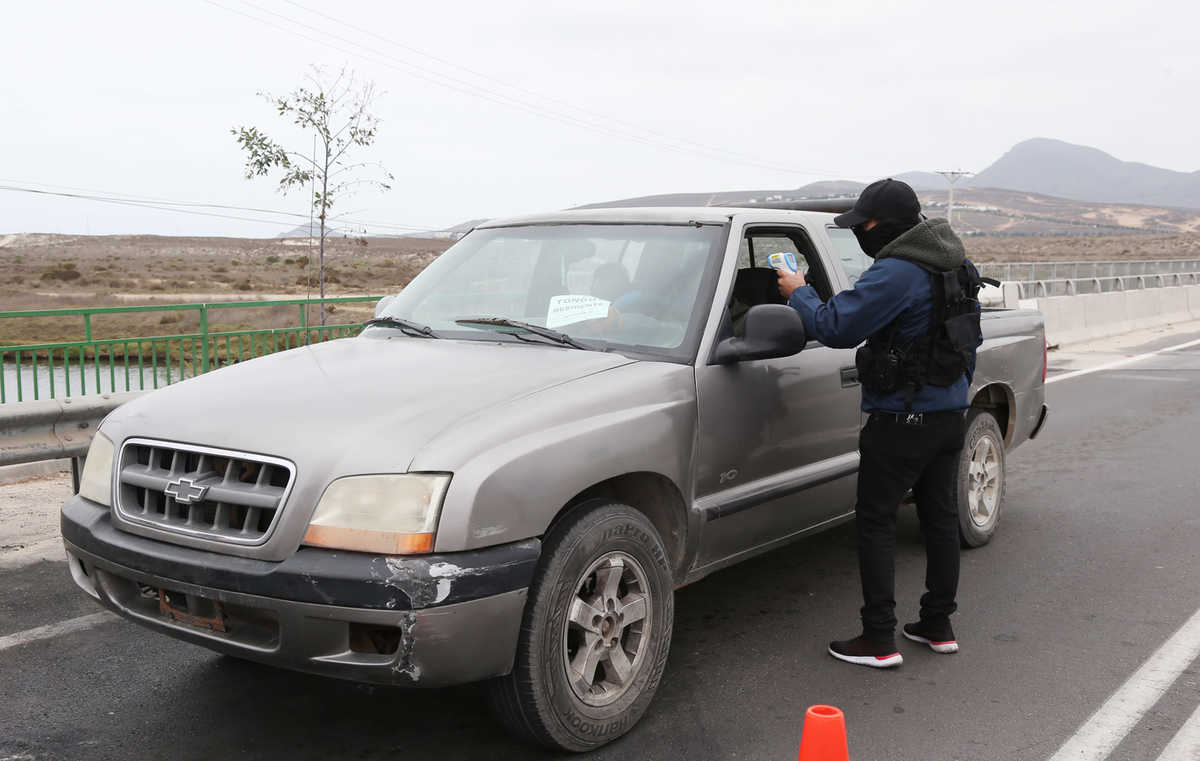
[902,621,959,654]
[828,636,903,668]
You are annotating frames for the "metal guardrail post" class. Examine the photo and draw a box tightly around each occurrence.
[199,304,210,374]
[2,296,379,403]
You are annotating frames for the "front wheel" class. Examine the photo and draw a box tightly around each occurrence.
[486,501,674,752]
[957,409,1006,548]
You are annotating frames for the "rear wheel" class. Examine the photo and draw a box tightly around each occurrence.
[486,501,674,751]
[958,409,1006,548]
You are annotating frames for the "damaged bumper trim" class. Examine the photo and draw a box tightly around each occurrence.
[64,538,527,687]
[61,495,540,611]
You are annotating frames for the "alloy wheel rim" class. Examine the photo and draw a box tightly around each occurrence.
[967,435,1001,527]
[562,551,651,707]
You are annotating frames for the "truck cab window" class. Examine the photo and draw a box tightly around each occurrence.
[826,226,873,288]
[727,227,833,337]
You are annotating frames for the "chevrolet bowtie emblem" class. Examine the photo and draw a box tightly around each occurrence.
[164,477,209,505]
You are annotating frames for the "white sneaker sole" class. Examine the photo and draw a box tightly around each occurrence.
[827,646,904,668]
[902,630,959,654]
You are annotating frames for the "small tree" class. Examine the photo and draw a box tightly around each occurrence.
[233,66,392,324]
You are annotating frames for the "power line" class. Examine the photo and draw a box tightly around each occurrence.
[203,0,864,180]
[216,0,715,161]
[0,180,437,233]
[0,184,310,229]
[278,0,856,176]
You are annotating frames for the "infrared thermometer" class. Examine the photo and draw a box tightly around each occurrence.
[768,252,799,273]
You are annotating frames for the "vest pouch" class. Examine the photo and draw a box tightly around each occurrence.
[942,311,980,351]
[927,311,980,385]
[856,343,903,393]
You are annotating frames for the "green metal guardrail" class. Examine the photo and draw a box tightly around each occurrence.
[0,297,382,403]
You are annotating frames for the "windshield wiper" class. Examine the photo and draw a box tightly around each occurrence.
[364,316,439,338]
[454,316,588,350]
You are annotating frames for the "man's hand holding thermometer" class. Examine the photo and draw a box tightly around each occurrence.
[770,251,808,300]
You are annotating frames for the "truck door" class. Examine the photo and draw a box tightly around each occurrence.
[692,222,862,571]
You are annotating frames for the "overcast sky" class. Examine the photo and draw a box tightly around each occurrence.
[3,0,1198,237]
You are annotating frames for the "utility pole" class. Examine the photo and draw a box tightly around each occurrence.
[935,170,972,225]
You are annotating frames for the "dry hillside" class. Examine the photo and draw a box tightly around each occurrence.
[2,229,1198,345]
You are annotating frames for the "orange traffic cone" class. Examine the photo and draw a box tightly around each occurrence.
[797,705,849,761]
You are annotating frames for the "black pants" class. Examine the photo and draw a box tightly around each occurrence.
[855,410,966,641]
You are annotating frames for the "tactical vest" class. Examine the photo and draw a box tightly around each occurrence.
[855,258,996,410]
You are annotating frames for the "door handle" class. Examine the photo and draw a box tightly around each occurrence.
[840,366,859,387]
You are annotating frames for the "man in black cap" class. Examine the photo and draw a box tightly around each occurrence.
[777,178,979,668]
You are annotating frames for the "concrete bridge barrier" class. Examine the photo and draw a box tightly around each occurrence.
[1021,284,1200,347]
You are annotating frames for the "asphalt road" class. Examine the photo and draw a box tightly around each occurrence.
[2,330,1199,761]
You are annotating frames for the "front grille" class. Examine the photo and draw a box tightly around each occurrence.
[115,438,295,545]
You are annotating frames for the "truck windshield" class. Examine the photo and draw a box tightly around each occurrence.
[376,223,727,360]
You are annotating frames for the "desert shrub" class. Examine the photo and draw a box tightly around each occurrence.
[149,283,166,292]
[235,280,253,291]
[265,255,280,264]
[294,275,309,286]
[159,313,182,324]
[41,265,82,281]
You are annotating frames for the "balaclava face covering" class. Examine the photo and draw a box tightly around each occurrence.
[853,217,919,258]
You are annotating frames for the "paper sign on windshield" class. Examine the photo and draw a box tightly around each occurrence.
[546,294,611,329]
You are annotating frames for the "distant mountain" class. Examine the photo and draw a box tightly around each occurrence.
[916,187,1200,236]
[276,221,353,239]
[972,138,1200,209]
[405,218,489,239]
[793,180,865,196]
[894,171,951,191]
[578,183,1200,236]
[576,181,863,210]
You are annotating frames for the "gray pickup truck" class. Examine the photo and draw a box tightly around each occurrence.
[62,205,1047,751]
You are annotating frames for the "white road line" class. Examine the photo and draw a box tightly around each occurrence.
[0,611,115,653]
[1154,700,1200,761]
[1048,606,1200,761]
[1108,374,1192,383]
[1046,337,1200,385]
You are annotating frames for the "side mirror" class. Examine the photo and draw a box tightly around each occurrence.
[374,295,396,317]
[712,304,807,364]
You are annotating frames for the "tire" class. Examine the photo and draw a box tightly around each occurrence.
[957,409,1006,548]
[486,501,674,752]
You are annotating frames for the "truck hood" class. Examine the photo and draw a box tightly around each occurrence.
[103,335,636,479]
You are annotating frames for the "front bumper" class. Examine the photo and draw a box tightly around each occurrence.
[61,495,539,687]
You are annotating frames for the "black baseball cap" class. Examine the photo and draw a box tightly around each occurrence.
[833,178,921,228]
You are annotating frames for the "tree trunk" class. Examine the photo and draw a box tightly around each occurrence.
[318,213,326,326]
[319,158,329,327]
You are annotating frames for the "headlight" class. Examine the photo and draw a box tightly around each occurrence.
[303,474,450,555]
[79,432,115,506]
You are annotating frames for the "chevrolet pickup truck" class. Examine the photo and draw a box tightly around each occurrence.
[62,204,1048,751]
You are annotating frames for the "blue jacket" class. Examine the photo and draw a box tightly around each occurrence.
[787,220,978,413]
